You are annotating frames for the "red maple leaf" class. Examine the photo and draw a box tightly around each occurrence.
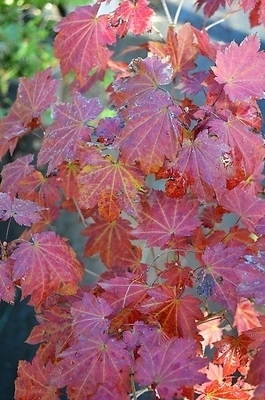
[212,35,265,102]
[112,56,182,173]
[247,345,265,386]
[71,293,112,337]
[196,379,251,399]
[52,333,131,399]
[82,213,136,269]
[197,314,223,349]
[213,333,252,376]
[166,24,199,78]
[243,316,265,349]
[233,298,261,335]
[135,338,207,399]
[38,94,102,175]
[56,161,80,200]
[18,170,62,208]
[99,276,149,314]
[208,114,265,174]
[11,232,84,308]
[138,285,204,337]
[199,243,246,311]
[111,0,154,36]
[15,356,60,400]
[54,4,116,84]
[249,0,265,27]
[134,190,200,248]
[0,154,35,195]
[195,0,226,18]
[172,129,229,201]
[77,146,145,220]
[0,68,58,148]
[237,256,265,307]
[0,192,43,226]
[219,186,265,231]
[0,259,15,303]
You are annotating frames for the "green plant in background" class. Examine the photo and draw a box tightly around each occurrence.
[0,0,92,116]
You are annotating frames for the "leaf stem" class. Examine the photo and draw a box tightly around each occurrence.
[173,0,185,26]
[73,197,88,227]
[160,0,173,25]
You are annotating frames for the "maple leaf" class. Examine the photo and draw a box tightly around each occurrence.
[195,0,226,18]
[99,276,149,314]
[0,192,43,226]
[233,298,261,335]
[249,0,265,27]
[15,356,60,400]
[199,243,246,311]
[243,315,265,349]
[112,56,182,173]
[172,129,229,201]
[208,114,265,174]
[219,186,265,231]
[166,24,199,78]
[237,255,265,306]
[95,116,123,146]
[241,0,258,12]
[38,94,102,175]
[82,213,136,268]
[71,293,112,337]
[54,4,116,84]
[13,68,58,127]
[0,154,35,195]
[192,27,226,61]
[11,232,84,308]
[159,262,193,291]
[0,69,58,155]
[77,146,145,220]
[196,379,251,400]
[26,301,75,363]
[111,0,154,36]
[18,170,61,208]
[135,338,207,399]
[212,35,265,102]
[52,333,131,399]
[179,71,209,96]
[138,285,204,337]
[213,333,252,376]
[56,162,80,200]
[197,315,223,349]
[133,190,200,248]
[0,259,15,303]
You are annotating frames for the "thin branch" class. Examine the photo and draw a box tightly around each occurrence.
[85,267,100,278]
[173,0,185,26]
[160,0,173,25]
[73,196,88,227]
[205,18,226,32]
[152,23,165,41]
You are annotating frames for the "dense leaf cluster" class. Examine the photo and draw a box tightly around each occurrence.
[1,0,265,399]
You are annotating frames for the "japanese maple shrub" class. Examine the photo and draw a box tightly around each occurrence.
[1,0,265,399]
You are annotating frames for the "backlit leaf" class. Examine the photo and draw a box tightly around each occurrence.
[54,4,116,84]
[77,146,145,220]
[15,356,59,400]
[134,190,200,248]
[11,232,84,308]
[212,35,265,102]
[38,94,102,174]
[82,213,136,269]
[0,192,43,226]
[135,338,207,399]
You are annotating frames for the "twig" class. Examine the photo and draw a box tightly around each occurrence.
[173,0,185,26]
[160,0,173,25]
